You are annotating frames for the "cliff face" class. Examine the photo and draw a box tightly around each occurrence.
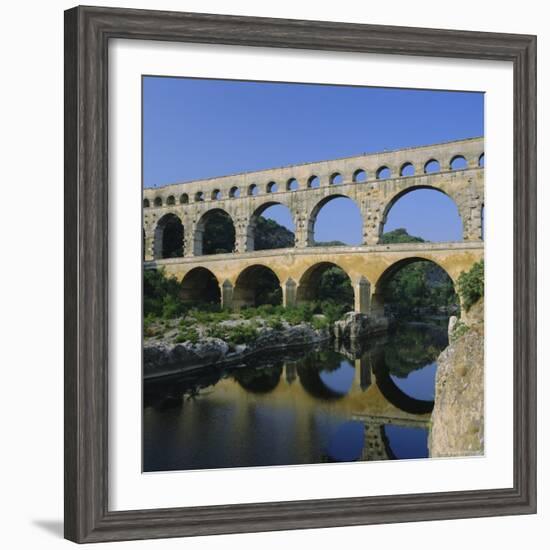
[429,299,484,458]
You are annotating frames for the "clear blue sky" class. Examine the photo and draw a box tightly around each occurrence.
[143,77,483,243]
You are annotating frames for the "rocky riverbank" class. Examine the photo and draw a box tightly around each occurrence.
[334,312,389,341]
[144,320,331,378]
[429,299,484,457]
[144,311,390,379]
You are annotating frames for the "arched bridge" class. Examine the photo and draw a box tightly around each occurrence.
[144,137,484,312]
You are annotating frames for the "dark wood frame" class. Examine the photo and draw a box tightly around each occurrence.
[64,5,537,543]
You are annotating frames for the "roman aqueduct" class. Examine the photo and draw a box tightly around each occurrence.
[143,137,484,313]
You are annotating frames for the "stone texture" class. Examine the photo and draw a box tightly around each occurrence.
[143,137,485,260]
[142,138,485,315]
[333,312,389,341]
[429,299,484,458]
[143,322,330,379]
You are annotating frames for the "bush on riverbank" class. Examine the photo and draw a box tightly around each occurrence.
[457,260,484,311]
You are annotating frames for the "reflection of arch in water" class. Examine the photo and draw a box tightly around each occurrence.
[297,365,346,400]
[233,365,283,394]
[296,353,350,400]
[382,424,429,460]
[371,353,434,414]
[383,324,448,375]
[144,367,222,409]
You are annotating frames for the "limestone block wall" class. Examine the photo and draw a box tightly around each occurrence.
[143,137,484,261]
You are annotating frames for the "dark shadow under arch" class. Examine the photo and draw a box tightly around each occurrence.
[296,261,354,309]
[180,267,221,305]
[234,264,282,309]
[154,213,184,259]
[373,257,458,320]
[195,208,236,255]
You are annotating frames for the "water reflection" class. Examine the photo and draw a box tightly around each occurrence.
[143,323,448,471]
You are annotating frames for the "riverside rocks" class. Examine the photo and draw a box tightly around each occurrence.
[333,312,389,342]
[144,322,330,379]
[429,299,484,457]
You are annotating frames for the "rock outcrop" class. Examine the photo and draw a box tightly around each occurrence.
[144,322,330,379]
[429,299,484,457]
[333,312,389,342]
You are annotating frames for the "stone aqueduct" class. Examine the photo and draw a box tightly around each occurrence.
[143,137,485,313]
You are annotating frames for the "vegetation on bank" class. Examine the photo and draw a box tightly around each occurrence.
[457,260,484,311]
[144,302,339,347]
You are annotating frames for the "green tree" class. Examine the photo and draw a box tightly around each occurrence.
[457,260,484,311]
[254,217,295,249]
[380,228,425,244]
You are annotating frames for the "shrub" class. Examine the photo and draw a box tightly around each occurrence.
[162,294,186,319]
[207,323,258,345]
[312,316,329,330]
[457,260,484,311]
[450,320,470,342]
[175,326,199,344]
[228,324,258,345]
[267,317,284,330]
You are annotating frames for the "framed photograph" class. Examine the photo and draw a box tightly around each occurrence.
[64,6,537,543]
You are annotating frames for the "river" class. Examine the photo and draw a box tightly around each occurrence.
[143,323,448,472]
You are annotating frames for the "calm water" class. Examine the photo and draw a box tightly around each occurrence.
[143,323,448,471]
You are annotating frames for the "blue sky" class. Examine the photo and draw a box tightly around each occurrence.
[143,77,483,242]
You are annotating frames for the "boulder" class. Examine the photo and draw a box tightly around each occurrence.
[333,312,389,341]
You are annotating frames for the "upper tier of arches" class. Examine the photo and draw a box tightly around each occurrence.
[143,139,484,207]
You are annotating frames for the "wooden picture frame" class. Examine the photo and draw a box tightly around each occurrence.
[64,5,537,543]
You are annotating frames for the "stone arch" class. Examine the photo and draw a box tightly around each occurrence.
[153,213,184,259]
[153,197,162,207]
[211,189,222,200]
[378,185,463,241]
[194,208,236,255]
[371,256,457,316]
[376,166,391,179]
[233,264,282,309]
[179,193,189,204]
[287,178,299,191]
[180,267,221,306]
[143,198,150,208]
[229,186,240,198]
[247,201,295,251]
[296,261,354,308]
[307,175,320,188]
[166,195,175,205]
[400,162,415,177]
[424,158,440,173]
[450,155,467,170]
[479,153,485,167]
[306,193,362,246]
[195,191,204,202]
[353,169,367,183]
[330,172,343,185]
[248,183,259,196]
[266,181,278,193]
